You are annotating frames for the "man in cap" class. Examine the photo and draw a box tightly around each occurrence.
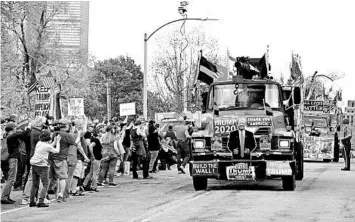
[173,118,191,174]
[1,122,31,204]
[21,116,50,205]
[228,118,256,159]
[340,118,352,171]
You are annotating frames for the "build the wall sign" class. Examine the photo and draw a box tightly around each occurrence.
[35,85,51,117]
[304,100,324,112]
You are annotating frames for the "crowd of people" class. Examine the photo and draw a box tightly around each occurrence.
[0,114,194,207]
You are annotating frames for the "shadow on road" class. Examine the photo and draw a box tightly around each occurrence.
[207,180,284,191]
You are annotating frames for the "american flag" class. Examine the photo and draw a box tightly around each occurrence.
[27,77,38,94]
[173,112,186,119]
[41,71,55,88]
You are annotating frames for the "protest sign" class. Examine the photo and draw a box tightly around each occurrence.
[120,102,136,116]
[35,85,51,117]
[304,100,324,112]
[68,98,84,116]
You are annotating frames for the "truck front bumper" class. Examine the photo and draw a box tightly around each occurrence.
[189,159,296,180]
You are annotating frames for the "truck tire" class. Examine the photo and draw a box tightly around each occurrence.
[193,177,208,191]
[282,175,296,191]
[295,143,304,181]
[323,159,332,163]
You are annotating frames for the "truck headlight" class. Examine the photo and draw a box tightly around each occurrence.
[194,139,205,149]
[279,140,290,148]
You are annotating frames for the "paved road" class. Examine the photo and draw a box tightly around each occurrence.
[1,160,354,222]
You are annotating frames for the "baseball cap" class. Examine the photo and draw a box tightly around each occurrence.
[5,122,16,132]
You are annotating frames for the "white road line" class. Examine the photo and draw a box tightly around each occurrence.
[0,199,57,215]
[135,191,210,222]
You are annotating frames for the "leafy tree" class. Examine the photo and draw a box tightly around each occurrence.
[92,56,143,119]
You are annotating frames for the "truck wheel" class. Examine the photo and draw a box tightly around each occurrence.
[193,177,208,191]
[282,175,296,191]
[295,143,304,181]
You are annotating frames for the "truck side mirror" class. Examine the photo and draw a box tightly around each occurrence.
[293,87,301,105]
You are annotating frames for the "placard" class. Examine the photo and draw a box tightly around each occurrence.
[17,114,29,129]
[246,117,272,127]
[119,102,136,116]
[226,163,256,181]
[214,118,237,136]
[304,100,323,112]
[68,98,84,116]
[266,161,292,176]
[35,85,51,117]
[191,162,218,176]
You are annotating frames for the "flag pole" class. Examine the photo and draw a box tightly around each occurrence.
[226,48,230,80]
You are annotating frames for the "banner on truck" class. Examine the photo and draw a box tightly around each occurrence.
[120,102,136,116]
[68,97,84,116]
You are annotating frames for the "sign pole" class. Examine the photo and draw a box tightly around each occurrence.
[106,82,111,120]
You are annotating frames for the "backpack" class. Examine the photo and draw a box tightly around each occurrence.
[1,134,9,161]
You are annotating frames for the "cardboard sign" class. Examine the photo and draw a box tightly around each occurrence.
[226,163,256,181]
[214,118,237,136]
[246,117,272,127]
[119,102,136,116]
[266,161,292,176]
[304,100,324,112]
[35,85,51,117]
[191,162,218,176]
[303,136,334,160]
[17,114,29,129]
[68,98,84,116]
[259,135,271,150]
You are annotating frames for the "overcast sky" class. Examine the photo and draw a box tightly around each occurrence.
[89,0,355,106]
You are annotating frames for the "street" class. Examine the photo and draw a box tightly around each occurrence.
[1,160,354,222]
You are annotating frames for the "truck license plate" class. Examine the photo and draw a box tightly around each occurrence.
[191,162,218,176]
[266,161,292,176]
[226,164,256,181]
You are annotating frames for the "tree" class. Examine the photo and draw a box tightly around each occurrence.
[150,28,222,113]
[92,56,143,119]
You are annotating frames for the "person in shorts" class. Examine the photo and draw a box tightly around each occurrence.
[49,120,79,203]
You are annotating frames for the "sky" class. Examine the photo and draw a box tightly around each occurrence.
[89,0,355,106]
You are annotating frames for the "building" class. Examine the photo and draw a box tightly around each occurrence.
[47,1,89,66]
[344,100,355,126]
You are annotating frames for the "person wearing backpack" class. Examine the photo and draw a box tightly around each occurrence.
[1,122,31,204]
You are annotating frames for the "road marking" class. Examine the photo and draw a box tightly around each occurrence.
[130,191,210,222]
[0,199,57,215]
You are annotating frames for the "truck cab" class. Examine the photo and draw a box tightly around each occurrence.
[189,75,304,191]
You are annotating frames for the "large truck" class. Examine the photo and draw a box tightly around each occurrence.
[189,57,304,191]
[301,100,340,162]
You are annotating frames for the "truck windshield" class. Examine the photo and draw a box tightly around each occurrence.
[207,83,281,110]
[304,117,328,128]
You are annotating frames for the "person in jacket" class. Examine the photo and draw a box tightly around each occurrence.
[228,118,256,159]
[130,120,151,179]
[148,121,160,173]
[340,118,352,171]
[1,122,31,204]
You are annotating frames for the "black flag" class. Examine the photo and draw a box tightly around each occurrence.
[197,56,219,85]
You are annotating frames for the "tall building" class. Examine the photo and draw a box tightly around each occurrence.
[47,1,89,65]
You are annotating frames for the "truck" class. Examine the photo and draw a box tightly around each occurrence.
[301,100,340,162]
[189,57,304,191]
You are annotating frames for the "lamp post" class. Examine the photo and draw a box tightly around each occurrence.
[143,17,218,120]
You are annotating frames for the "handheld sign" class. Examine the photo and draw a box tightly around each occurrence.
[120,102,136,116]
[68,98,84,116]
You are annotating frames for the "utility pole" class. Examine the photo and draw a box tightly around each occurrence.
[106,82,111,120]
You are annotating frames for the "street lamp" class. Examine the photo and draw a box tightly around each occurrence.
[143,17,218,120]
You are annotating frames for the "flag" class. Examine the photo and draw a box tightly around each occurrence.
[257,54,268,79]
[290,53,303,84]
[27,76,38,94]
[41,70,55,88]
[198,55,219,85]
[219,49,236,81]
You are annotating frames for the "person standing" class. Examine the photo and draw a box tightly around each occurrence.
[119,120,133,175]
[174,119,191,174]
[340,118,352,171]
[130,120,151,179]
[1,122,31,204]
[49,120,79,203]
[83,131,102,192]
[148,121,160,173]
[97,126,120,187]
[29,132,61,207]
